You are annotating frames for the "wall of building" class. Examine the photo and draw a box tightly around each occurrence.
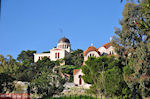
[50,49,66,61]
[34,53,51,62]
[74,69,85,86]
[57,42,71,52]
[98,46,116,55]
[84,51,100,62]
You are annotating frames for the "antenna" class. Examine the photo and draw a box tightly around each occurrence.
[59,28,63,37]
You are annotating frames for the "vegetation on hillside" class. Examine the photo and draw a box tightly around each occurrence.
[82,56,131,98]
[64,49,84,66]
[113,0,150,98]
[1,0,150,98]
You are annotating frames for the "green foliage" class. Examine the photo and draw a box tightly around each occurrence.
[64,49,84,66]
[104,67,130,97]
[31,72,65,97]
[42,51,50,53]
[82,56,130,98]
[17,50,36,67]
[56,65,80,82]
[36,57,55,70]
[0,73,15,93]
[0,54,20,74]
[60,65,79,74]
[113,1,150,98]
[15,57,55,81]
[28,57,65,98]
[13,56,65,98]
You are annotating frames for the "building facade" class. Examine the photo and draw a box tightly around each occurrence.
[73,42,116,87]
[34,37,71,62]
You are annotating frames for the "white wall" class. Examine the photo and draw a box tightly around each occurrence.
[34,53,51,62]
[84,51,100,62]
[50,49,66,61]
[34,49,66,62]
[74,69,91,88]
[98,46,116,55]
[98,47,107,54]
[74,69,85,86]
[57,42,71,52]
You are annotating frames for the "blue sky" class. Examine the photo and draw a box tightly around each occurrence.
[0,0,126,59]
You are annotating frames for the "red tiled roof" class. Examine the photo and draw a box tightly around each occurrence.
[73,69,80,75]
[83,46,100,56]
[103,43,111,49]
[98,43,112,50]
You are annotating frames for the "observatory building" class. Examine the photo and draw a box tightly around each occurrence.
[34,37,71,62]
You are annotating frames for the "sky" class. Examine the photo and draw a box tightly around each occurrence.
[0,0,126,59]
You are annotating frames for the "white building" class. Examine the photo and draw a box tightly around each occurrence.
[73,69,91,88]
[34,37,71,62]
[73,42,116,87]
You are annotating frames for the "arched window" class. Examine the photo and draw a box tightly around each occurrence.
[39,57,40,60]
[79,75,82,85]
[112,51,114,54]
[58,53,60,58]
[55,53,57,58]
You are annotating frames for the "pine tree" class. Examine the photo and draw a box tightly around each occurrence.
[113,1,150,98]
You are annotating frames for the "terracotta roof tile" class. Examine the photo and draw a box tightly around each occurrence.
[73,69,80,75]
[98,43,112,50]
[103,43,111,49]
[83,46,100,56]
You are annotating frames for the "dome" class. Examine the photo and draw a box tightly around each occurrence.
[83,46,100,56]
[58,37,70,43]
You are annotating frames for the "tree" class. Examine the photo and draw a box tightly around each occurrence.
[17,50,36,67]
[64,49,84,66]
[0,54,19,74]
[31,71,65,98]
[113,1,150,98]
[29,57,65,98]
[15,57,55,82]
[81,56,129,97]
[0,73,15,93]
[56,65,80,82]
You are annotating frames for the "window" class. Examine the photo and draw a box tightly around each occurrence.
[109,51,111,55]
[58,52,60,58]
[55,53,57,58]
[38,57,40,60]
